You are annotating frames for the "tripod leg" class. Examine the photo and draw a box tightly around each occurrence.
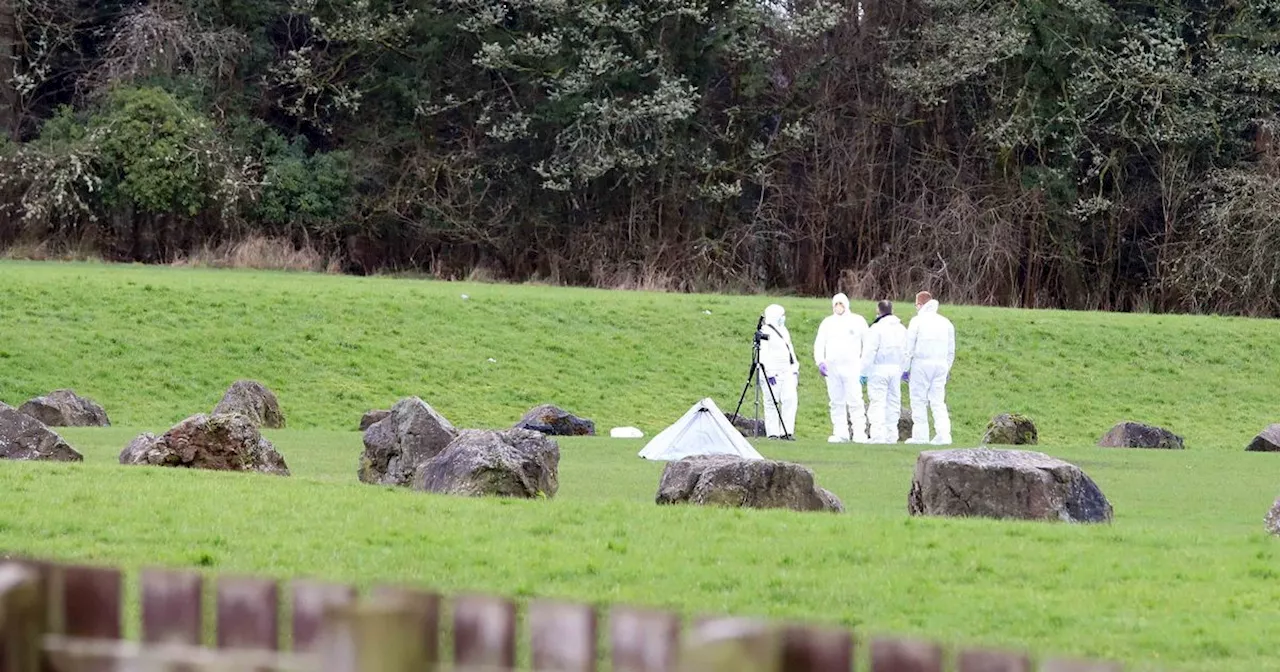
[758,364,789,438]
[730,349,762,425]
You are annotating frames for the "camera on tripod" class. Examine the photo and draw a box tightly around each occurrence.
[732,312,788,439]
[752,315,770,345]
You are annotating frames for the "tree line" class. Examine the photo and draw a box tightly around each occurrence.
[2,0,1279,315]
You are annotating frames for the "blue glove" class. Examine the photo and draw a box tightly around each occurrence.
[859,376,867,386]
[902,371,910,383]
[818,362,828,377]
[767,376,777,386]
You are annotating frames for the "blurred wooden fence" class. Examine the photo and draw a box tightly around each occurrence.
[0,557,1136,672]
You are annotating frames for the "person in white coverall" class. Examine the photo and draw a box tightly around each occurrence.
[860,300,907,444]
[904,291,956,445]
[814,293,869,443]
[758,303,798,440]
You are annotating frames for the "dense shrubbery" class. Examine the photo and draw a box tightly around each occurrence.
[2,0,1280,314]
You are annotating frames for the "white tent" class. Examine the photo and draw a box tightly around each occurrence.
[637,398,765,461]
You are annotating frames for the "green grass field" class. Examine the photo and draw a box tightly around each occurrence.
[0,261,1278,671]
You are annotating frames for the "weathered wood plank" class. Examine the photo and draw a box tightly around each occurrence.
[0,564,40,672]
[140,568,203,646]
[290,580,355,654]
[782,625,853,672]
[42,634,312,672]
[869,638,943,672]
[452,595,516,670]
[216,576,279,651]
[368,586,440,667]
[609,607,680,672]
[60,567,120,641]
[530,600,596,672]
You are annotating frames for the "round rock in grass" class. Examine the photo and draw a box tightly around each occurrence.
[359,409,391,431]
[119,413,289,476]
[1097,421,1183,449]
[907,448,1112,523]
[0,402,83,462]
[514,404,596,436]
[213,380,285,429]
[18,389,110,427]
[358,396,458,486]
[414,428,559,498]
[1245,425,1280,452]
[656,454,843,513]
[981,413,1038,445]
[729,413,765,438]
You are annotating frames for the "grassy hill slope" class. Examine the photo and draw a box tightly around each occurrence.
[0,260,1276,447]
[6,428,1280,672]
[1,261,1279,672]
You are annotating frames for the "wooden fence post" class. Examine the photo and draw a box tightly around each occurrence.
[451,595,516,671]
[681,617,782,672]
[60,566,120,643]
[0,564,40,672]
[140,568,204,646]
[291,580,356,654]
[529,600,596,672]
[316,598,430,672]
[216,576,279,651]
[609,607,680,672]
[781,625,854,672]
[369,586,440,670]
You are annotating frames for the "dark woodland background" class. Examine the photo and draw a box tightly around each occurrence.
[2,0,1279,314]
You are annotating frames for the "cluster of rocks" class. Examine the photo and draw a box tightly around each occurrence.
[0,400,84,462]
[358,397,560,499]
[0,381,292,477]
[115,379,291,476]
[6,383,1280,533]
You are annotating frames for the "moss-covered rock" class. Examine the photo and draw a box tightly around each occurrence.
[981,413,1039,445]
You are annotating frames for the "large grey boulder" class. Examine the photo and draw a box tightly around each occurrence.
[18,389,110,427]
[119,413,289,476]
[1267,497,1280,536]
[414,428,559,498]
[358,397,458,486]
[1246,425,1280,452]
[907,448,1112,523]
[212,380,285,429]
[728,413,765,438]
[514,404,596,436]
[1097,421,1183,449]
[656,455,843,513]
[0,402,83,462]
[981,413,1038,445]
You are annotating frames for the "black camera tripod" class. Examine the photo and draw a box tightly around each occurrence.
[729,315,790,438]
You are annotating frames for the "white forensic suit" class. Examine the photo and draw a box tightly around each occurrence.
[904,298,956,445]
[813,293,869,443]
[860,312,907,444]
[758,303,799,439]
